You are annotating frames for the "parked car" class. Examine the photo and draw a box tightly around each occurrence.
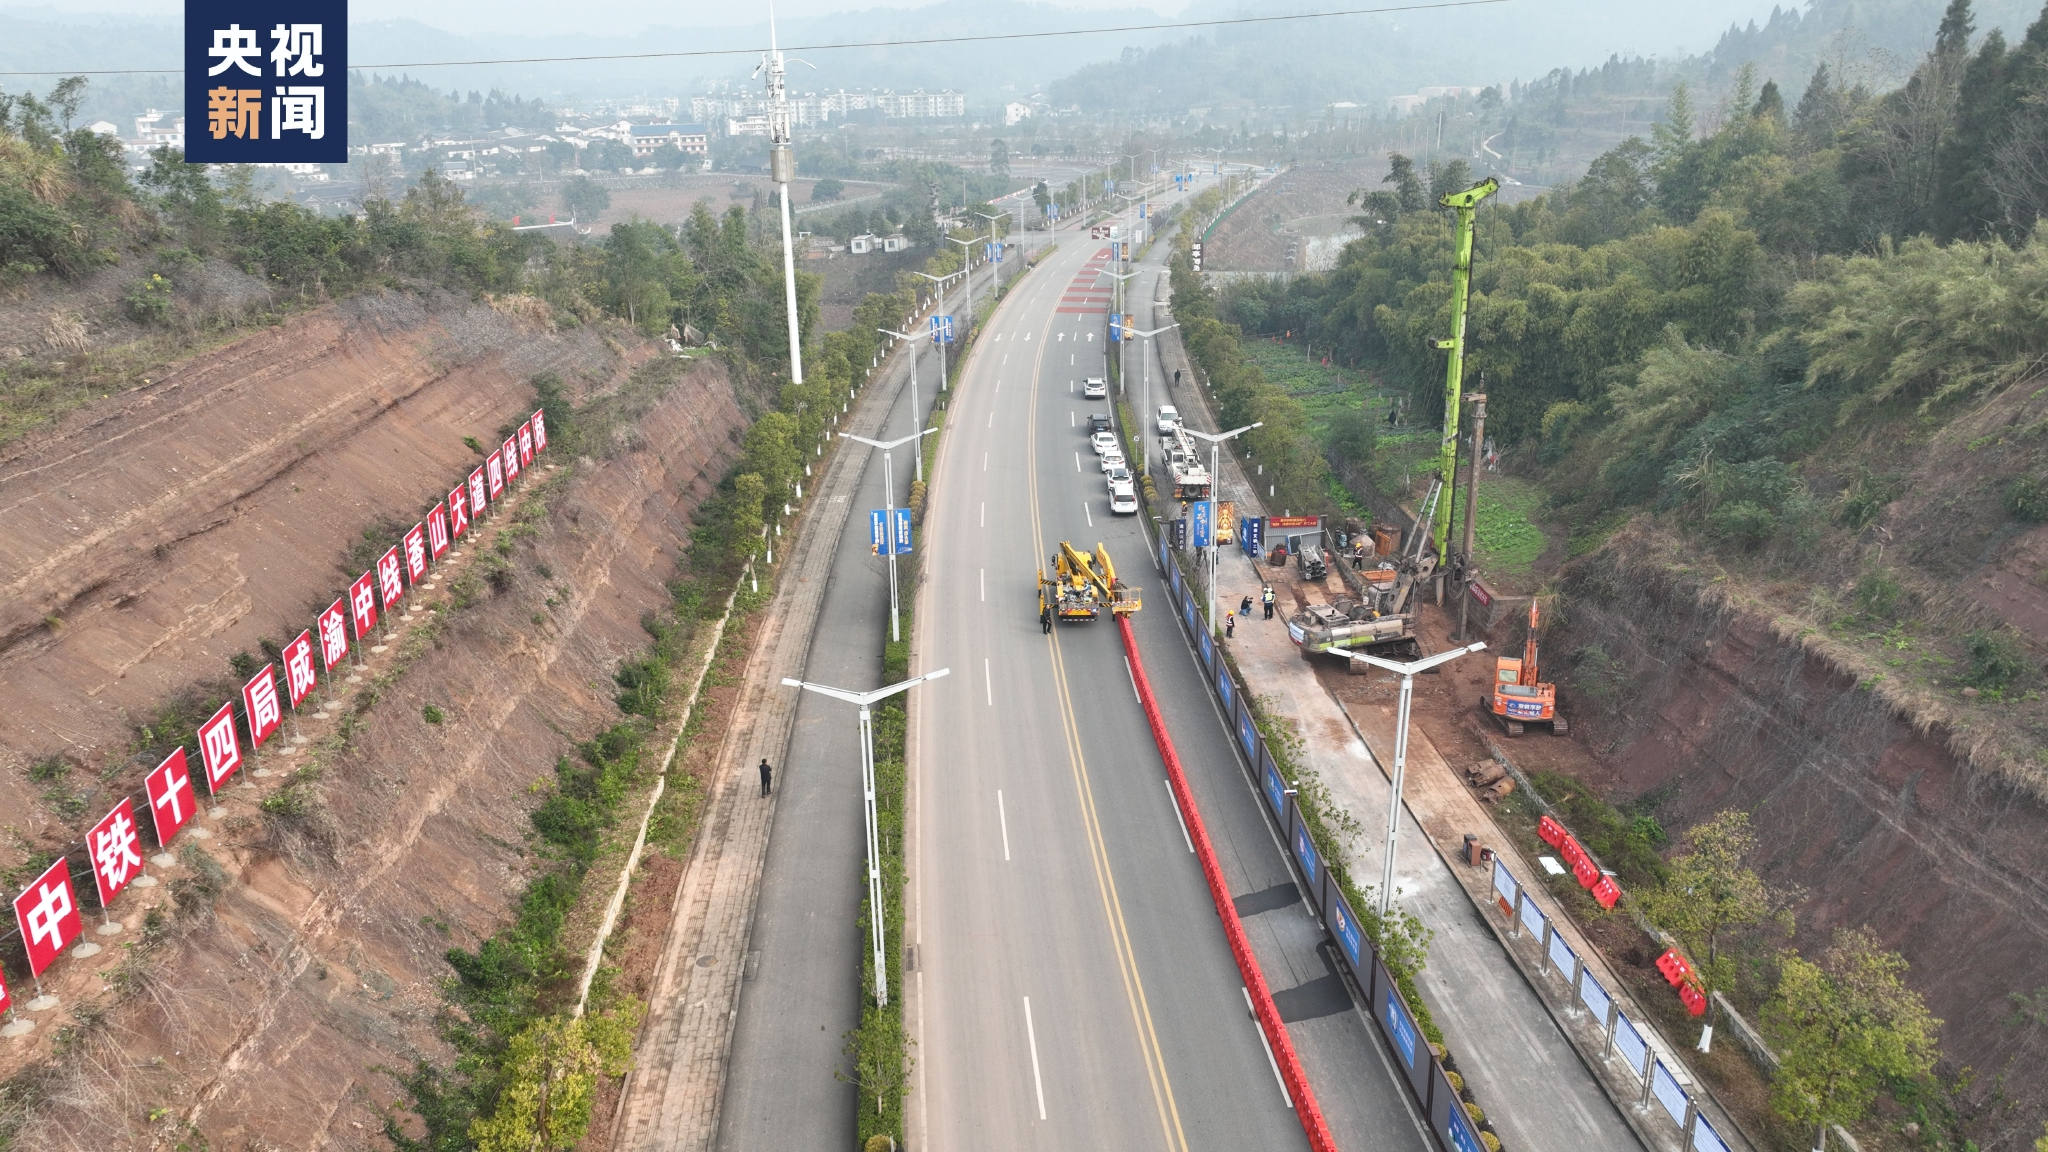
[1083,377,1108,399]
[1156,405,1180,434]
[1104,464,1132,486]
[1087,412,1113,434]
[1099,449,1127,473]
[1109,482,1139,515]
[1089,431,1119,455]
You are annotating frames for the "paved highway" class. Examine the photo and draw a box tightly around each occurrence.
[906,195,1429,1150]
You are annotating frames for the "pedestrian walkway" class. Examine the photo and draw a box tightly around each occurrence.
[613,316,936,1152]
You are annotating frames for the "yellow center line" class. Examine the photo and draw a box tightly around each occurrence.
[1019,266,1190,1152]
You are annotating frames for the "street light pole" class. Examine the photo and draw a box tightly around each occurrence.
[1336,644,1487,916]
[944,234,977,338]
[908,270,963,394]
[1126,323,1179,475]
[876,328,928,482]
[843,428,935,642]
[973,210,1004,302]
[1185,423,1259,634]
[781,667,950,1008]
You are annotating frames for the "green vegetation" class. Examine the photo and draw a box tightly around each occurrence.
[1764,928,1942,1145]
[1527,770,1669,890]
[1638,811,1798,1002]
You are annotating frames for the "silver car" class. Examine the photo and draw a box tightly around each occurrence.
[1089,431,1119,455]
[1083,377,1108,399]
[1109,482,1139,515]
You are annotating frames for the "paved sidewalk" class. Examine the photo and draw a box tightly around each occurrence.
[612,331,931,1151]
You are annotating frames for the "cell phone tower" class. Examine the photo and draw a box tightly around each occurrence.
[758,6,806,384]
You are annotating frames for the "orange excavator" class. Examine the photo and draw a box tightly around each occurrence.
[1482,600,1568,737]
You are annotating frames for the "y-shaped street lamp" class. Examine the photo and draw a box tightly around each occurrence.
[876,328,931,482]
[842,428,935,642]
[943,233,980,338]
[1097,268,1136,346]
[1125,323,1179,475]
[907,269,964,394]
[1335,643,1487,916]
[1182,422,1258,633]
[973,210,1007,301]
[782,667,950,1007]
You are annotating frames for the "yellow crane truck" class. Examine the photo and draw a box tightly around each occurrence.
[1039,541,1141,623]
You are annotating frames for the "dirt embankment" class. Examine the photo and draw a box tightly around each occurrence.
[0,293,750,1149]
[1549,532,2048,1150]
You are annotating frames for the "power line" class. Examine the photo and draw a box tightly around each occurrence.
[0,0,1510,78]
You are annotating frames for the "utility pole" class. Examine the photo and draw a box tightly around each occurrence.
[945,233,978,335]
[1429,177,1498,556]
[1456,392,1488,642]
[782,668,950,1008]
[1098,268,1135,377]
[973,209,1004,302]
[1185,423,1260,634]
[843,428,934,641]
[760,7,808,384]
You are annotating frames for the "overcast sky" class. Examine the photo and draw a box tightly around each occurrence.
[3,0,1780,48]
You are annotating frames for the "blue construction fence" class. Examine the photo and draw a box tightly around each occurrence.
[1156,533,1486,1152]
[1488,856,1734,1152]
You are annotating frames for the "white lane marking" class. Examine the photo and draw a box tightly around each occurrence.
[996,333,1003,342]
[1166,779,1194,853]
[1074,452,1082,473]
[980,568,985,602]
[1245,986,1294,1108]
[1125,655,1140,703]
[1085,502,1093,527]
[1024,997,1048,1120]
[985,658,994,705]
[1088,333,1095,342]
[981,501,985,526]
[989,411,995,428]
[984,451,989,471]
[997,789,1012,861]
[1058,332,1065,341]
[1004,354,1010,365]
[1070,410,1075,426]
[1070,354,1075,365]
[1025,332,1033,341]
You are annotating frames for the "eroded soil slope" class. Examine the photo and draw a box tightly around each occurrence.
[0,290,634,833]
[0,295,749,1150]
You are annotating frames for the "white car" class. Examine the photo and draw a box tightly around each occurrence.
[1099,449,1127,473]
[1089,431,1119,455]
[1104,464,1132,487]
[1109,482,1139,515]
[1156,405,1180,434]
[1082,377,1108,399]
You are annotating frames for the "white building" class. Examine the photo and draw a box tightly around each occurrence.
[877,89,965,119]
[628,123,709,157]
[1004,102,1032,126]
[726,114,771,138]
[133,109,185,149]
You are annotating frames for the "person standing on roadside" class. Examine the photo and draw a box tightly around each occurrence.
[1262,584,1276,619]
[759,758,773,797]
[1225,611,1236,638]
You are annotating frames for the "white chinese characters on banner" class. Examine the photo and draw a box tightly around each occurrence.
[518,424,534,467]
[198,701,242,792]
[501,436,521,481]
[531,408,548,452]
[89,798,145,906]
[145,748,196,847]
[319,597,350,669]
[243,665,282,748]
[486,454,505,498]
[13,858,81,976]
[403,524,428,583]
[283,629,317,706]
[469,466,489,514]
[376,545,404,610]
[450,484,472,538]
[427,504,450,559]
[348,571,378,638]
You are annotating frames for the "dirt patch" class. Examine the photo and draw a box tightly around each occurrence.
[0,304,750,1151]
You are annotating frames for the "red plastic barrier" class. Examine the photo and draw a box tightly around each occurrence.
[1570,855,1600,889]
[1679,983,1708,1017]
[1537,814,1567,847]
[1590,875,1622,909]
[1656,949,1693,987]
[1118,617,1338,1152]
